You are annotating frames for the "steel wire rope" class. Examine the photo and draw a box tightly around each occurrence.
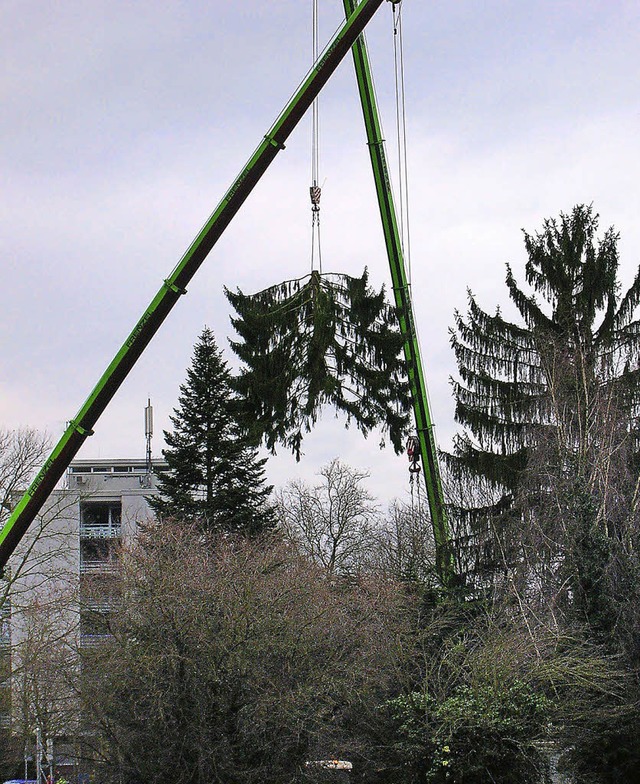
[310,0,323,273]
[392,1,413,283]
[390,3,443,508]
[362,27,405,257]
[391,1,421,498]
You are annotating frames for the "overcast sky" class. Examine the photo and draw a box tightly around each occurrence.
[2,1,639,507]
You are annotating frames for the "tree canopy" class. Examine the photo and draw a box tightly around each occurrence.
[81,522,412,784]
[449,204,640,496]
[149,327,276,536]
[226,269,411,460]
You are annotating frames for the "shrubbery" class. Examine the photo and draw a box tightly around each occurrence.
[386,681,549,784]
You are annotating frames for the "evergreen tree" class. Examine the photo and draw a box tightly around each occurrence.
[448,205,640,623]
[149,328,276,536]
[225,268,410,460]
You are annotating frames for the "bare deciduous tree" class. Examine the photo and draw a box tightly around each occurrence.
[370,499,437,586]
[79,521,413,783]
[0,428,81,778]
[1,428,80,600]
[277,459,380,577]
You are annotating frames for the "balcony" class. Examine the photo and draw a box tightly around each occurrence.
[80,524,121,540]
[80,538,118,574]
[79,634,112,648]
[79,560,118,574]
[80,501,122,538]
[83,597,116,612]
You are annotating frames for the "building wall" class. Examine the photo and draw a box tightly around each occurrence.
[4,458,164,771]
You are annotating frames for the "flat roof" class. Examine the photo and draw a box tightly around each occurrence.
[69,459,167,473]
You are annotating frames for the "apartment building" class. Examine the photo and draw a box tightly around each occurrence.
[2,458,164,778]
[68,459,163,646]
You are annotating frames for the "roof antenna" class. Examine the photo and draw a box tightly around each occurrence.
[142,398,153,487]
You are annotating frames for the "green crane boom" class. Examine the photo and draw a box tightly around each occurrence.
[0,0,388,570]
[343,0,455,585]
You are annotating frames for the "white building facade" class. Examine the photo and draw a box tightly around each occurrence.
[2,458,163,779]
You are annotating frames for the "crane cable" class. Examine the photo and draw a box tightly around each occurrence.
[392,1,412,284]
[310,0,323,273]
[392,2,434,510]
[393,1,417,496]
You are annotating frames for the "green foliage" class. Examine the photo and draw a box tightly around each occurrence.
[385,681,549,784]
[225,268,410,460]
[371,593,640,784]
[149,327,276,535]
[445,206,640,779]
[564,716,640,784]
[448,204,640,494]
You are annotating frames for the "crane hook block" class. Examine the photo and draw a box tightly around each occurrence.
[406,435,420,464]
[310,185,322,211]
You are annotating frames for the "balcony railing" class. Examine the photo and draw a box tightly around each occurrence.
[80,561,118,574]
[79,634,112,647]
[80,525,122,539]
[83,598,116,612]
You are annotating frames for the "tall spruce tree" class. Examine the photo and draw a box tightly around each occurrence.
[448,205,640,618]
[149,328,276,536]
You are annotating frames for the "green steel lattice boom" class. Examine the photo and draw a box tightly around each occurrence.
[344,0,454,584]
[1,0,455,586]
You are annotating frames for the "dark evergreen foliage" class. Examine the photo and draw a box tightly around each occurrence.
[225,268,411,460]
[448,204,640,495]
[448,205,640,649]
[149,328,276,536]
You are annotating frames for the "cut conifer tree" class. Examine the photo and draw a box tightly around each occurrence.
[225,269,411,460]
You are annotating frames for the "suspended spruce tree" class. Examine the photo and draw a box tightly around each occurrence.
[448,204,640,614]
[225,268,411,460]
[149,327,276,536]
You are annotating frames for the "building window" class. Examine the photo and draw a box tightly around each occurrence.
[79,608,113,637]
[80,540,118,573]
[80,501,122,537]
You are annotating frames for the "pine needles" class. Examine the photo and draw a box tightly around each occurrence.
[225,269,410,460]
